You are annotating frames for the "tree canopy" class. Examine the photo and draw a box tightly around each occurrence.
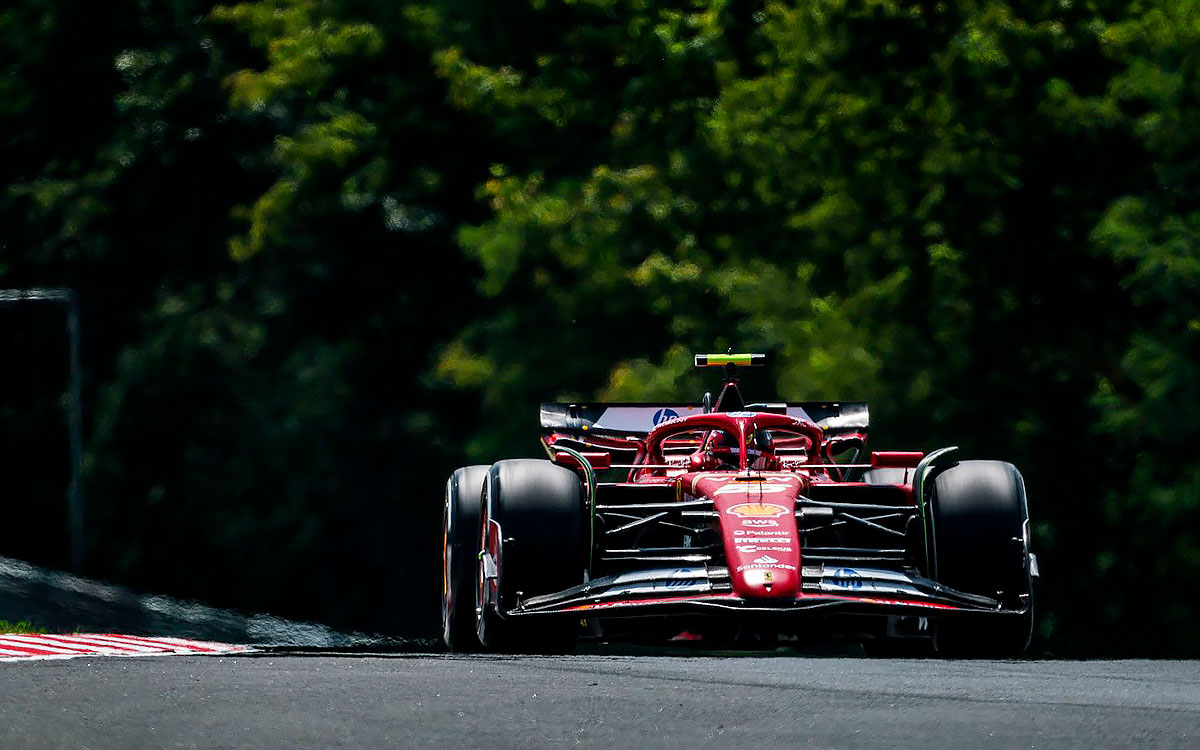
[1,0,1197,654]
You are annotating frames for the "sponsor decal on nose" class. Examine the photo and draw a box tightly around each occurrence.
[725,503,788,518]
[714,483,793,495]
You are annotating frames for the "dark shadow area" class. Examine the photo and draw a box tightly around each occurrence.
[0,555,402,647]
[0,304,72,570]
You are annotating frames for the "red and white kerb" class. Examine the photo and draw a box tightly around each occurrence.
[0,633,250,662]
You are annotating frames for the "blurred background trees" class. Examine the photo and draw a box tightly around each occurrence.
[1,0,1196,653]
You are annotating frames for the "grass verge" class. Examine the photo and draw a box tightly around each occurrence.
[0,619,47,634]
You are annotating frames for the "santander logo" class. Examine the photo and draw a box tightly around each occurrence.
[726,503,789,519]
[752,554,779,564]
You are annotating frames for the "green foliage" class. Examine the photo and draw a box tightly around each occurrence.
[0,620,47,635]
[1064,0,1200,651]
[214,0,386,260]
[3,0,1199,653]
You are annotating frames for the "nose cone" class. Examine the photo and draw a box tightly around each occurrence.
[736,564,799,599]
[694,474,803,600]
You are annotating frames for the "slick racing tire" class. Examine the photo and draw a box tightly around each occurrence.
[442,465,490,652]
[927,460,1034,658]
[476,459,583,654]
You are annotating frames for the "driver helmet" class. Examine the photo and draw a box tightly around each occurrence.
[747,428,776,468]
[707,430,739,468]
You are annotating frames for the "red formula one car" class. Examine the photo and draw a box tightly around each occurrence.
[442,354,1038,656]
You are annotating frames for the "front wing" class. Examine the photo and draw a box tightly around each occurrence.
[507,564,1026,619]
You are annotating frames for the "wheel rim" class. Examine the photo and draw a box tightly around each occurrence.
[475,490,495,646]
[475,512,487,644]
[441,488,454,644]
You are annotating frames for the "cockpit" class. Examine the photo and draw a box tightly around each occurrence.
[633,412,824,480]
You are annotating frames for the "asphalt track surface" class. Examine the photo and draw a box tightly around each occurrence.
[2,652,1197,749]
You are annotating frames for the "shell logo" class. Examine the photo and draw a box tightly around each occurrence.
[713,482,793,495]
[726,503,789,519]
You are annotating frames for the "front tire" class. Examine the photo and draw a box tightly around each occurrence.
[477,459,583,653]
[442,465,490,652]
[927,460,1033,657]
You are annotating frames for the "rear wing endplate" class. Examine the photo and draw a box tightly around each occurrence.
[540,403,704,435]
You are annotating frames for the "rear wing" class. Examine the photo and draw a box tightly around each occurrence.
[539,403,704,436]
[539,401,869,438]
[745,402,869,439]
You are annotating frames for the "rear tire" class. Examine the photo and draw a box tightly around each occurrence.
[927,460,1033,657]
[442,465,489,652]
[477,459,583,653]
